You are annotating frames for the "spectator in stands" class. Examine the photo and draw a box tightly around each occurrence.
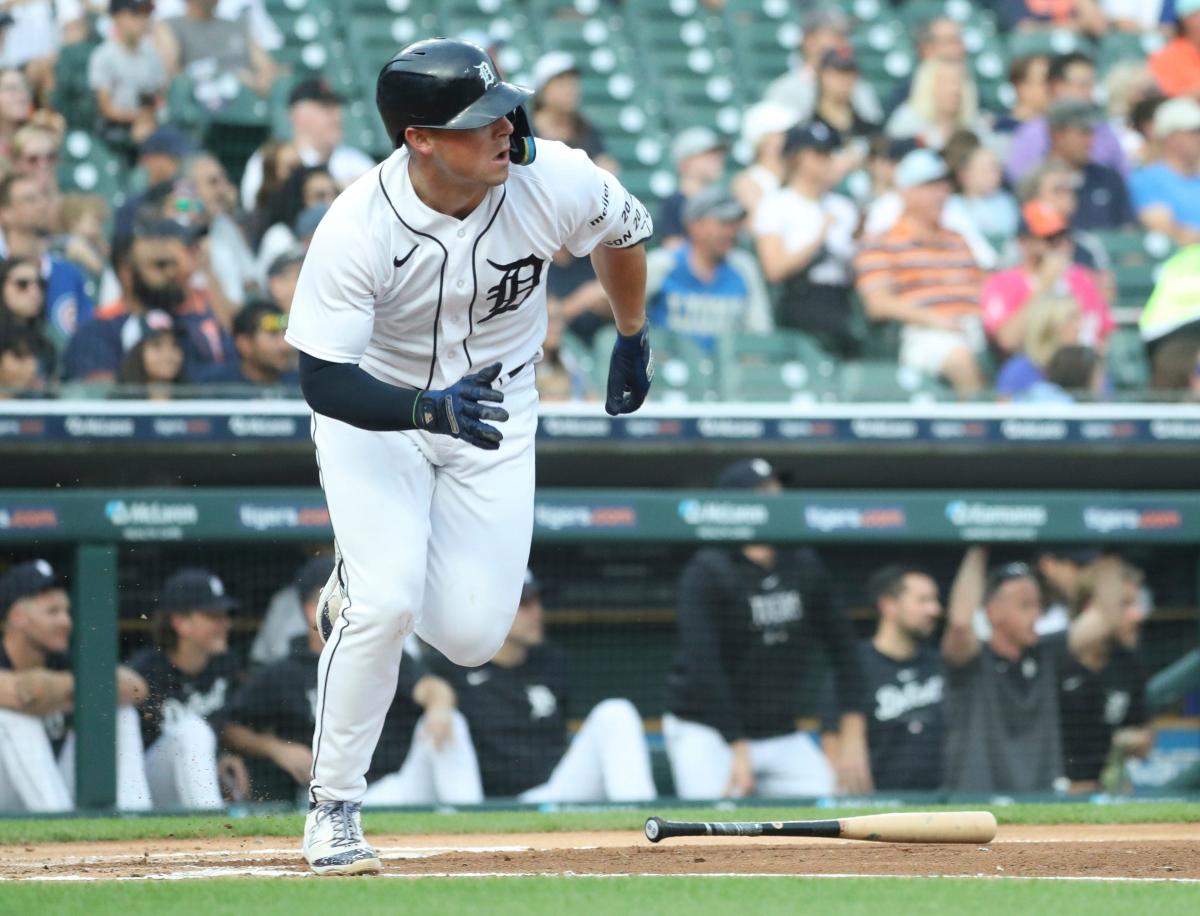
[994,55,1051,139]
[994,296,1085,398]
[1102,0,1171,31]
[433,569,656,802]
[11,123,61,193]
[1140,244,1200,363]
[730,101,796,220]
[152,0,283,54]
[0,325,42,397]
[811,47,877,175]
[754,123,859,357]
[173,152,258,307]
[1044,100,1137,230]
[1148,333,1200,393]
[645,185,771,352]
[249,139,299,230]
[89,0,166,152]
[943,131,1020,240]
[0,2,69,98]
[536,305,591,401]
[663,459,869,799]
[265,245,303,314]
[113,125,194,245]
[941,547,1125,793]
[0,257,55,381]
[224,557,483,804]
[656,127,726,249]
[1104,62,1161,166]
[886,59,984,153]
[0,560,151,811]
[1020,343,1105,401]
[884,16,968,112]
[530,51,618,174]
[983,201,1113,357]
[0,68,32,159]
[764,8,881,126]
[995,0,1107,35]
[128,568,248,808]
[208,300,296,389]
[239,78,374,212]
[115,308,186,399]
[855,149,986,395]
[155,0,277,99]
[1060,558,1153,793]
[1007,52,1129,184]
[1149,0,1200,99]
[1129,97,1200,246]
[66,219,234,382]
[858,564,946,792]
[1017,160,1114,278]
[256,164,337,280]
[0,173,93,347]
[52,194,114,299]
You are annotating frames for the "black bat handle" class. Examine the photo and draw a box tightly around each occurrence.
[645,817,765,843]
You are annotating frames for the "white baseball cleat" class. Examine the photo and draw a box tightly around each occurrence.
[316,562,345,644]
[303,801,381,876]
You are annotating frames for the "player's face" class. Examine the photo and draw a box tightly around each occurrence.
[988,577,1041,650]
[426,116,515,188]
[175,609,231,655]
[11,588,72,655]
[1115,581,1146,650]
[894,574,942,639]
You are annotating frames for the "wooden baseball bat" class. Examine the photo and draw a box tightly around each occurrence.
[644,811,997,844]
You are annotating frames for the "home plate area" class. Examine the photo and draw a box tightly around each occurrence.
[1,825,1197,882]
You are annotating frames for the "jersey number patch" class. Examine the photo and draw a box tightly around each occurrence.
[480,254,543,323]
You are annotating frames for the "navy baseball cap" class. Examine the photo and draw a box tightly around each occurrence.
[160,568,238,614]
[296,555,335,603]
[140,126,194,159]
[0,559,62,614]
[783,122,840,156]
[1040,547,1101,566]
[716,458,780,489]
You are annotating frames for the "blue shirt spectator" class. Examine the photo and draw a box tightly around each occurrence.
[645,186,772,352]
[1128,98,1200,244]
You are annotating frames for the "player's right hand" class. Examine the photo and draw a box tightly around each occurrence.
[413,362,509,450]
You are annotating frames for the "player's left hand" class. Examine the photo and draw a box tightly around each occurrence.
[605,324,653,416]
[834,734,874,796]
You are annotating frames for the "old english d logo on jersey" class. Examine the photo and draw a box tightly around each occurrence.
[480,254,543,322]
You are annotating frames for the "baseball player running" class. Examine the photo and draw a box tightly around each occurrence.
[285,39,654,875]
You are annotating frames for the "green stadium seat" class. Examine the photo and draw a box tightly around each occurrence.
[717,331,839,403]
[839,360,952,402]
[592,327,721,403]
[51,42,100,133]
[1106,327,1150,390]
[1006,29,1095,60]
[1115,262,1162,311]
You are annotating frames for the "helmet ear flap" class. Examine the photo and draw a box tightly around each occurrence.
[507,105,537,165]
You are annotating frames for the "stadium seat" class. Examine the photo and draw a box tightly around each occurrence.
[839,360,952,402]
[593,327,722,403]
[1106,327,1151,390]
[717,331,840,403]
[51,42,101,133]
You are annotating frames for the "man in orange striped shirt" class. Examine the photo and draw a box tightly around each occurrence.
[854,150,986,395]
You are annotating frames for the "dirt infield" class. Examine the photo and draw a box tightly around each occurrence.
[2,823,1198,882]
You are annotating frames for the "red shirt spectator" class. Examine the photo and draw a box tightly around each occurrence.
[1149,0,1200,98]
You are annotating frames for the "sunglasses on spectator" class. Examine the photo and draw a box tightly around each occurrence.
[142,258,177,272]
[7,277,38,290]
[21,152,58,165]
[257,314,288,332]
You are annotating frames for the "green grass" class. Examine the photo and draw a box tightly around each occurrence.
[1,801,1198,845]
[2,876,1199,916]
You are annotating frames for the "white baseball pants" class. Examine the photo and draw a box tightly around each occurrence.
[143,710,224,809]
[0,706,152,812]
[662,713,835,800]
[361,710,484,806]
[519,699,657,803]
[309,377,538,804]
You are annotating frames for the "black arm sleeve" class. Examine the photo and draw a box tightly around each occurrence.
[298,351,421,432]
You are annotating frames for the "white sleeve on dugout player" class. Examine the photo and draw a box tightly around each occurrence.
[549,144,653,257]
[284,199,379,364]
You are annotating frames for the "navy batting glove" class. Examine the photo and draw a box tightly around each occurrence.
[605,324,654,416]
[414,362,509,450]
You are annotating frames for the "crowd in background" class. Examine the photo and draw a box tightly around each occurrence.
[0,0,1198,402]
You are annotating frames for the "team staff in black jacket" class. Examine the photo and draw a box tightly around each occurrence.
[663,459,869,799]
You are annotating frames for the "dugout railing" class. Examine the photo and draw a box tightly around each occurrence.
[1,487,1199,809]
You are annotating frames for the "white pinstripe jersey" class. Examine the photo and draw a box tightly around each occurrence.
[285,139,652,391]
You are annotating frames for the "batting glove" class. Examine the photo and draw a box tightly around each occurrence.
[605,324,654,416]
[414,362,509,450]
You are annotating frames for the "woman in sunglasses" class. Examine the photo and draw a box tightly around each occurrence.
[0,257,55,383]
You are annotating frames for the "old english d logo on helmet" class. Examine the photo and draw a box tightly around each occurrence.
[376,38,537,165]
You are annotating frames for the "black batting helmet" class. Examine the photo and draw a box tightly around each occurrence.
[376,38,537,165]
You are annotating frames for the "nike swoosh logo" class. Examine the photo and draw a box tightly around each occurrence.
[393,245,417,268]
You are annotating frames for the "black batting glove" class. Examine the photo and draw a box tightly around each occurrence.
[413,362,509,450]
[605,323,654,416]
